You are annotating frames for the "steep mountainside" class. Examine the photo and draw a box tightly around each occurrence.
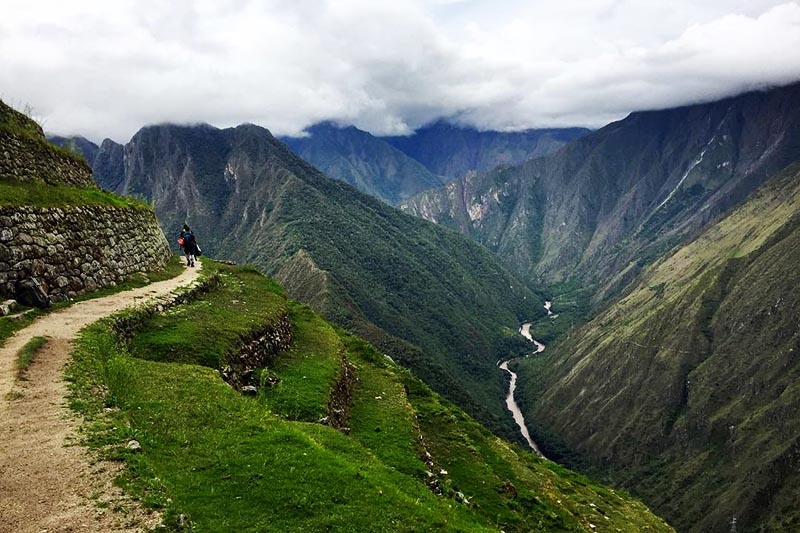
[47,135,100,164]
[92,122,542,438]
[384,121,590,179]
[402,83,800,295]
[518,163,800,532]
[68,261,672,532]
[280,122,447,204]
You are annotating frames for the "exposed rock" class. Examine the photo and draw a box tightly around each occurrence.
[0,299,17,316]
[326,356,357,432]
[15,278,50,308]
[126,440,142,452]
[0,206,171,302]
[220,314,293,393]
[241,386,258,396]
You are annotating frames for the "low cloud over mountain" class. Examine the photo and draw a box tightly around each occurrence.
[2,0,800,141]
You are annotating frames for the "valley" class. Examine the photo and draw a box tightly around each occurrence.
[5,2,800,531]
[9,78,800,533]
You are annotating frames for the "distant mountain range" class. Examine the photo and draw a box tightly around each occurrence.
[85,122,542,439]
[402,83,800,297]
[384,121,590,180]
[279,122,589,204]
[279,122,446,205]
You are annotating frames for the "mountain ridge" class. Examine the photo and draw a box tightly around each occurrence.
[280,122,447,205]
[90,120,544,439]
[401,82,800,297]
[518,161,800,532]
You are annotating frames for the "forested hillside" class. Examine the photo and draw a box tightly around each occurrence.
[90,122,543,439]
[518,163,800,532]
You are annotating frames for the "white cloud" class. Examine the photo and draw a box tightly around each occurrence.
[1,0,798,142]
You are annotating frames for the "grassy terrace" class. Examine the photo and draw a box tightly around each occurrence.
[128,264,287,369]
[0,178,149,209]
[66,260,672,532]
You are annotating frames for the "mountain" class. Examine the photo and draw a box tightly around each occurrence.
[280,122,447,205]
[384,121,591,179]
[92,138,126,192]
[401,83,800,297]
[518,162,800,532]
[92,122,543,439]
[47,135,99,164]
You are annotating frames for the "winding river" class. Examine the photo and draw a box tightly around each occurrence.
[498,301,554,457]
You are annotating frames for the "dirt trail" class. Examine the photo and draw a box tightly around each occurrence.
[0,264,201,533]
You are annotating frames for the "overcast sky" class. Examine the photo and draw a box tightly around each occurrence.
[2,0,800,142]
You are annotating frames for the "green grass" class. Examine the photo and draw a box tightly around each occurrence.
[65,261,671,532]
[0,178,149,209]
[127,263,287,369]
[259,302,342,421]
[342,332,428,478]
[67,294,491,532]
[0,309,43,348]
[15,335,48,379]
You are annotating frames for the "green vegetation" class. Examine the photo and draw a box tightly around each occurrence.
[128,263,286,369]
[261,302,342,421]
[517,163,800,532]
[67,260,671,532]
[101,122,543,440]
[0,99,89,166]
[0,309,44,348]
[15,335,48,379]
[0,178,149,209]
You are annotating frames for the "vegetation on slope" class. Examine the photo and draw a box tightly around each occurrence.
[517,163,800,532]
[67,260,671,532]
[93,122,542,441]
[0,99,90,166]
[0,178,149,209]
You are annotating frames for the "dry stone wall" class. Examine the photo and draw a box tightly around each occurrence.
[0,205,171,302]
[0,130,95,188]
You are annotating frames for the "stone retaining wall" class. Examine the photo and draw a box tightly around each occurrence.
[0,205,171,302]
[0,130,95,188]
[221,315,294,391]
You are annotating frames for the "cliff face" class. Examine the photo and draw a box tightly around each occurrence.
[519,163,800,532]
[402,83,800,293]
[0,99,171,303]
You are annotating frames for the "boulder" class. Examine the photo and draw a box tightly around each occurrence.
[0,299,17,316]
[15,278,50,308]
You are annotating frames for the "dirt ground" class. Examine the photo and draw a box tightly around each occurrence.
[0,264,201,533]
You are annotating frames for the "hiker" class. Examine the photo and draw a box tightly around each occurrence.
[178,224,200,267]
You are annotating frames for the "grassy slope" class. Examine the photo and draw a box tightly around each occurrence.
[0,179,149,209]
[518,163,800,532]
[67,261,671,532]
